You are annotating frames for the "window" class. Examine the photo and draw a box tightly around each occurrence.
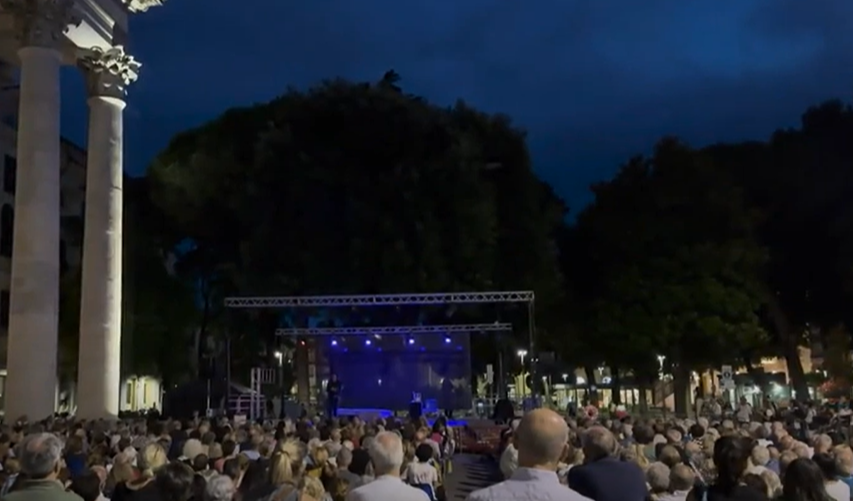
[0,290,9,330]
[0,204,12,257]
[3,156,15,195]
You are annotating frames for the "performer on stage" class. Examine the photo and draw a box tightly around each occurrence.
[327,373,342,417]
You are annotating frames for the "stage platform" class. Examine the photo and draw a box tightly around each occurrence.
[337,407,472,428]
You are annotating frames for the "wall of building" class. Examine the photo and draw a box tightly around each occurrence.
[119,375,162,412]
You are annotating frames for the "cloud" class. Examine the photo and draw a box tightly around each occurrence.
[118,0,853,204]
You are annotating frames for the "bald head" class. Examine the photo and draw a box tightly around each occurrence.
[514,409,569,467]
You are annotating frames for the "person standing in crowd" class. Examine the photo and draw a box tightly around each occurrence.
[567,426,647,501]
[467,408,592,501]
[4,433,83,501]
[345,431,429,501]
[327,373,343,418]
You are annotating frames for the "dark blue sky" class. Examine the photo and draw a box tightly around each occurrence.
[59,0,853,209]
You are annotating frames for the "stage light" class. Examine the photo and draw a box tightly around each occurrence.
[331,339,338,347]
[408,338,415,345]
[444,337,451,344]
[365,339,372,346]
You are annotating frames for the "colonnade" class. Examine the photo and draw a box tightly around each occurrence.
[2,0,139,419]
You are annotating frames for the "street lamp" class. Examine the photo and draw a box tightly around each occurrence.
[274,350,284,418]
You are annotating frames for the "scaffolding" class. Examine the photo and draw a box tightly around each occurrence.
[224,291,534,308]
[223,290,539,407]
[275,323,514,337]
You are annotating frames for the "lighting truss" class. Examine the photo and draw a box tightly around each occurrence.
[275,322,513,337]
[225,291,534,308]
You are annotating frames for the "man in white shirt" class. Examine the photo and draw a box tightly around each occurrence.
[345,432,429,501]
[467,408,591,501]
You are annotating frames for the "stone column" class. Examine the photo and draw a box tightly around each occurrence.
[0,0,80,420]
[75,46,139,420]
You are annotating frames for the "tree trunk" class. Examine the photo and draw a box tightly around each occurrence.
[611,366,622,404]
[584,366,599,406]
[742,351,770,394]
[673,364,691,416]
[767,294,809,400]
[638,383,649,413]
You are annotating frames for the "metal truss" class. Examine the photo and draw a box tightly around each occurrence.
[225,291,534,308]
[275,322,513,337]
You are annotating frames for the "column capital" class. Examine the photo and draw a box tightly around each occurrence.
[78,46,140,100]
[0,0,82,48]
[123,0,166,12]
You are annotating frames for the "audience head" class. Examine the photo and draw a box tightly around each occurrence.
[156,462,196,501]
[513,408,570,469]
[18,433,63,480]
[205,475,236,501]
[580,426,617,463]
[783,458,831,501]
[368,431,405,476]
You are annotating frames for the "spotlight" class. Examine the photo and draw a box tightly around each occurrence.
[331,339,338,347]
[408,338,415,345]
[365,339,372,346]
[444,337,451,344]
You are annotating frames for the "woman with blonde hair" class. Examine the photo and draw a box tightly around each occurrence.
[264,448,306,501]
[112,443,168,501]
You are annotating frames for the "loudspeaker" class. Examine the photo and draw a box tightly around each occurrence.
[409,401,423,420]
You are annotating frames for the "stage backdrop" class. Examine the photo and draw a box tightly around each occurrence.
[322,332,473,411]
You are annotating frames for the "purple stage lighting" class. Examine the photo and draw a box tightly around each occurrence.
[331,339,338,346]
[408,338,415,345]
[444,337,451,344]
[365,339,372,346]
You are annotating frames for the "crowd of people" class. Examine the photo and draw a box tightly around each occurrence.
[0,415,454,501]
[497,407,853,501]
[2,401,853,501]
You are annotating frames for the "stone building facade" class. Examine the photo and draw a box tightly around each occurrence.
[0,0,163,419]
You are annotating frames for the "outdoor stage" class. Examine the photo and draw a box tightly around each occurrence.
[225,291,537,422]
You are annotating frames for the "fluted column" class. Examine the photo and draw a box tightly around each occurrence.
[0,0,80,420]
[75,47,139,420]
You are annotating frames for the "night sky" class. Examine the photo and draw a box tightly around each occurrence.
[58,0,853,209]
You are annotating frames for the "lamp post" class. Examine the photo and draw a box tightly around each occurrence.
[274,350,284,418]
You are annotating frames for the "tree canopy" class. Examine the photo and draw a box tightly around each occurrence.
[145,74,566,379]
[562,99,853,407]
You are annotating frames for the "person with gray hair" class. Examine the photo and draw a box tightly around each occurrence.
[568,426,648,501]
[345,431,429,501]
[5,433,83,501]
[467,409,591,501]
[646,462,671,498]
[205,475,235,501]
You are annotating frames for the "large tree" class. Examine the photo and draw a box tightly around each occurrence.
[567,139,768,413]
[148,73,566,379]
[708,100,853,398]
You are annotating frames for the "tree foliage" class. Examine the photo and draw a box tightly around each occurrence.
[147,74,566,378]
[566,139,767,411]
[563,99,853,406]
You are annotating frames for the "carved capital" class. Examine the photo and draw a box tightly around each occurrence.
[0,0,82,48]
[78,46,140,99]
[124,0,165,12]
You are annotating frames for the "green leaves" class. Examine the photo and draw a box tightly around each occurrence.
[147,74,566,374]
[567,138,768,373]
